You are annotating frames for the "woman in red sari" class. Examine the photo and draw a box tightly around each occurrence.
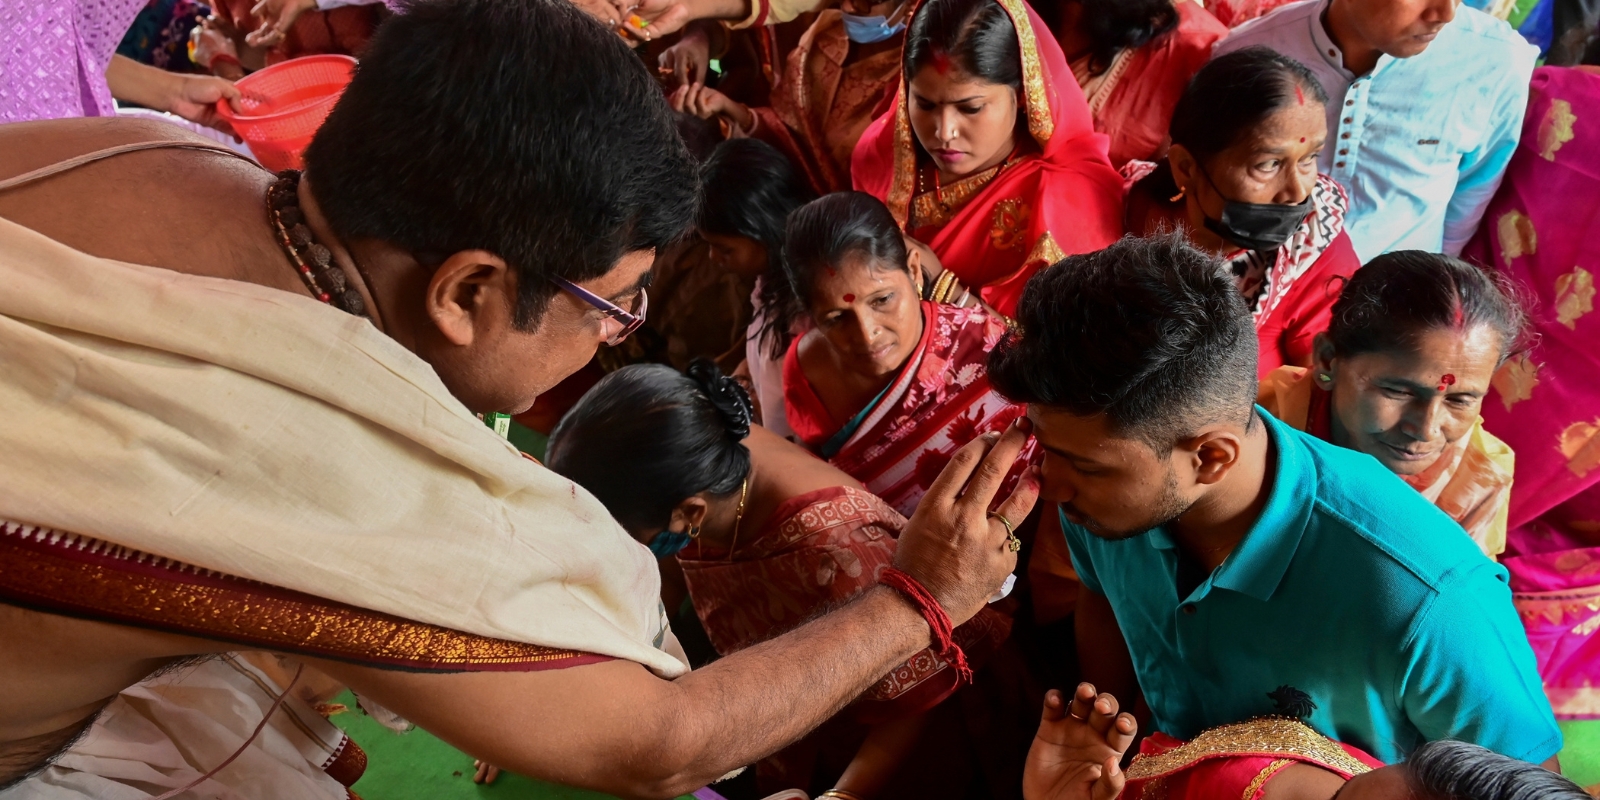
[780,192,1036,518]
[1463,61,1600,734]
[851,0,1123,316]
[547,360,1032,799]
[1126,47,1360,377]
[1018,684,1590,800]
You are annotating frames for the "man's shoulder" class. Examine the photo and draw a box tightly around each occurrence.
[1434,6,1539,71]
[1214,0,1320,54]
[1291,429,1489,590]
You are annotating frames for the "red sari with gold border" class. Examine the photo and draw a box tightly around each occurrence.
[1125,718,1383,800]
[851,0,1124,316]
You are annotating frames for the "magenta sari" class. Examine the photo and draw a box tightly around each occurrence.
[1464,66,1600,720]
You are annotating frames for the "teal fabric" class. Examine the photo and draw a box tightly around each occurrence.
[819,382,893,460]
[1061,408,1562,764]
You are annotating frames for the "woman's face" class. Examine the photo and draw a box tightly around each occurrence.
[702,232,768,279]
[1317,325,1503,476]
[908,65,1019,182]
[805,251,924,379]
[1170,98,1325,250]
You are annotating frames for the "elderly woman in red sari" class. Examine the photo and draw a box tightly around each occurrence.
[1038,0,1227,168]
[1257,252,1524,559]
[1463,60,1600,736]
[851,0,1124,316]
[1126,47,1360,377]
[779,192,1036,518]
[1016,684,1589,800]
[547,360,1033,799]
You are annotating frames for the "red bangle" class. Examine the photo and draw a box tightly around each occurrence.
[878,567,973,684]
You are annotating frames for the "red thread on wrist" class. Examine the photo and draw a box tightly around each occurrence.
[878,567,972,684]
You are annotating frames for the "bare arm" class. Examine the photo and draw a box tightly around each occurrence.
[1073,586,1138,712]
[321,422,1039,800]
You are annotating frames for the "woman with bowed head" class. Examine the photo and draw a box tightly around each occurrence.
[547,360,1037,799]
[781,191,1036,519]
[1258,252,1524,558]
[1125,46,1361,377]
[851,0,1124,317]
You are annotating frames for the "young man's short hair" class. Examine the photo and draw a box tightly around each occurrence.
[988,234,1259,447]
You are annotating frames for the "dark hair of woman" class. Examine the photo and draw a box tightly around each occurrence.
[698,138,818,360]
[546,360,752,533]
[782,192,912,306]
[1138,46,1328,199]
[1034,0,1180,75]
[1324,251,1527,365]
[905,0,1022,95]
[1407,739,1590,800]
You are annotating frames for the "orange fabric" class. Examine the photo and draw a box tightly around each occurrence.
[851,0,1124,315]
[1076,0,1227,167]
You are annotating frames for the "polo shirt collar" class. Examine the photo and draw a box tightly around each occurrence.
[1308,0,1394,81]
[1206,408,1316,601]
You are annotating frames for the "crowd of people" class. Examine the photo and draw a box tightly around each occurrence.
[0,0,1597,799]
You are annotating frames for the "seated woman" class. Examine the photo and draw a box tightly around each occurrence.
[1126,47,1360,377]
[781,191,1034,518]
[667,0,906,195]
[1463,59,1600,732]
[547,361,1023,798]
[851,0,1124,316]
[1039,0,1227,168]
[1258,251,1523,559]
[1019,684,1590,800]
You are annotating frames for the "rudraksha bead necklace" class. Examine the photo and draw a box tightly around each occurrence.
[267,170,369,318]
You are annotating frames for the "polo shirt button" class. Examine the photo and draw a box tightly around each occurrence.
[1341,132,1351,139]
[1336,161,1346,168]
[1181,604,1197,615]
[1339,148,1348,155]
[1345,100,1354,107]
[1327,49,1336,57]
[1343,117,1352,124]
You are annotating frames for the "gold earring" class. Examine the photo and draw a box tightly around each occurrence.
[686,525,701,539]
[1168,187,1187,202]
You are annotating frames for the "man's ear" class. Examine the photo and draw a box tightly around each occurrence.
[425,250,514,346]
[1178,426,1245,487]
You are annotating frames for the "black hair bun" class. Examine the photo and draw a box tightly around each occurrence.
[686,358,753,440]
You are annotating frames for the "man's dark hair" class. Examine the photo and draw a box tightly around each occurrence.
[1326,251,1527,366]
[988,234,1258,447]
[782,192,911,309]
[698,138,817,360]
[547,360,751,533]
[303,0,697,329]
[906,0,1022,95]
[1407,740,1588,800]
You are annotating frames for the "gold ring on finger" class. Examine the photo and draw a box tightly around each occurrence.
[987,512,1022,552]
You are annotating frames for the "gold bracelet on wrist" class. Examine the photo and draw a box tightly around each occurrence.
[928,270,958,304]
[820,790,867,800]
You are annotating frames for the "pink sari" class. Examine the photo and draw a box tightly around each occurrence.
[783,301,1036,519]
[1464,66,1600,720]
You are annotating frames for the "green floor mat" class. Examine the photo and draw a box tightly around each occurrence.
[328,691,648,800]
[1559,719,1600,790]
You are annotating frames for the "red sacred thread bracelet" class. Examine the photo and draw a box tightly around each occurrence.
[879,567,973,684]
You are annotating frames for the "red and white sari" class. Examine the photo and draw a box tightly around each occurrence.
[783,301,1036,519]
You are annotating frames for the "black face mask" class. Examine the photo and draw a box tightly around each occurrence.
[1195,163,1312,252]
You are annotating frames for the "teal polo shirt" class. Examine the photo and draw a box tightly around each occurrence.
[1062,409,1561,764]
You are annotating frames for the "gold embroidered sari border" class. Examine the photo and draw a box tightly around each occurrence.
[0,521,607,672]
[1125,718,1375,782]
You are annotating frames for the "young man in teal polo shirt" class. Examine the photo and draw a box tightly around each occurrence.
[987,236,1561,766]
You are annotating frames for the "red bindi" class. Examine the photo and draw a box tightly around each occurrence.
[1437,374,1456,391]
[843,293,856,303]
[1300,137,1306,143]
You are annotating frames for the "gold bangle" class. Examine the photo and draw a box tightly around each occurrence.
[926,270,955,303]
[821,791,867,800]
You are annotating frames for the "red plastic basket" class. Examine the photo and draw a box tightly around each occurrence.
[217,55,357,172]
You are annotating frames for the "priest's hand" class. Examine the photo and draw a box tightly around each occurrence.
[245,0,316,47]
[658,22,711,87]
[895,419,1037,626]
[1023,685,1138,800]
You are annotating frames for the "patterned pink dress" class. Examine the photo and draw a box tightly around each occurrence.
[1,0,147,122]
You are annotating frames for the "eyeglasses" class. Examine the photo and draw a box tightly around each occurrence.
[550,276,647,346]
